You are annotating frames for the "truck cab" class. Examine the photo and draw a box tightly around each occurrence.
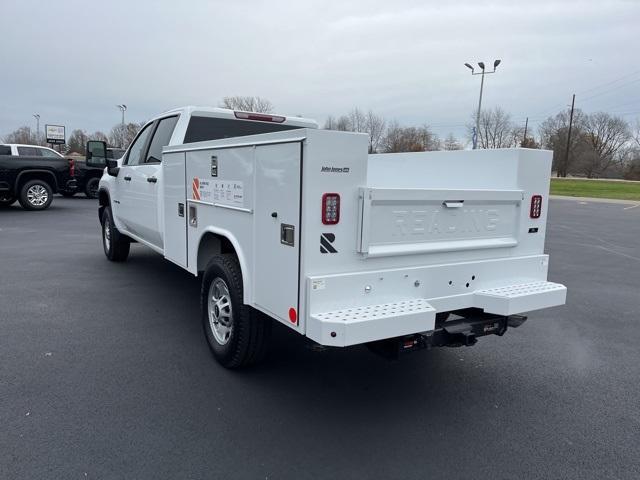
[94,106,316,250]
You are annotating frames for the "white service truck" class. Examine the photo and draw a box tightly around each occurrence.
[88,106,566,368]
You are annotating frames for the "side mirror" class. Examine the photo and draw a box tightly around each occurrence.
[86,140,107,168]
[106,158,120,177]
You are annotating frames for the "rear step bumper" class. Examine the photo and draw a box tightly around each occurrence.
[307,280,566,347]
[367,311,528,359]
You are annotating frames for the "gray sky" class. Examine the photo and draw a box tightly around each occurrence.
[2,0,639,141]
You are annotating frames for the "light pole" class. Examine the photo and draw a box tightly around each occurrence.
[116,104,127,126]
[465,59,501,149]
[33,114,40,144]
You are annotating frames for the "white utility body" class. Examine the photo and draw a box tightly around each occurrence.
[95,106,566,367]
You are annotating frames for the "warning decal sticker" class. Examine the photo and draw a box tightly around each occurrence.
[192,177,201,200]
[213,181,244,206]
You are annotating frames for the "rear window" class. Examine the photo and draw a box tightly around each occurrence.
[184,116,302,144]
[0,145,11,156]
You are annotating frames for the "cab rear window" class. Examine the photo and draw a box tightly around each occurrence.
[0,145,11,155]
[184,116,302,144]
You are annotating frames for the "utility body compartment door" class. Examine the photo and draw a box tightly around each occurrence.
[253,142,302,324]
[162,152,187,267]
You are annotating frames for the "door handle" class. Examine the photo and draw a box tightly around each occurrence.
[123,176,132,181]
[147,176,157,183]
[442,200,464,208]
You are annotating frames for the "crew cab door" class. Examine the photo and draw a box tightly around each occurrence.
[117,117,178,248]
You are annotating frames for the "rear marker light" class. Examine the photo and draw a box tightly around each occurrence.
[233,111,286,123]
[322,193,340,225]
[530,195,542,218]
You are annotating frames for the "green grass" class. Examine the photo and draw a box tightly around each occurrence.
[550,178,640,201]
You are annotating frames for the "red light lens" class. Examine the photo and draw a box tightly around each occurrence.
[233,111,285,123]
[322,193,340,225]
[530,195,542,218]
[68,158,75,177]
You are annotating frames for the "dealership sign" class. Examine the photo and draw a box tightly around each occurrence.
[45,124,66,145]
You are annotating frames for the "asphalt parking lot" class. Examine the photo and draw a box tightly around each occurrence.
[1,197,639,480]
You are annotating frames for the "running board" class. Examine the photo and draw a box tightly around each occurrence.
[474,281,567,316]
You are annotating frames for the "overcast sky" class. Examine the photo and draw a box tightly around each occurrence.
[1,0,639,141]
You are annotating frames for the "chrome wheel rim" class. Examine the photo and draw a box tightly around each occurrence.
[103,217,111,251]
[208,278,233,345]
[27,184,48,206]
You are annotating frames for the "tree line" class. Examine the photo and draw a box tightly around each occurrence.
[2,95,638,179]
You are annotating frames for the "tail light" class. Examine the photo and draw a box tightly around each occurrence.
[322,193,340,225]
[68,158,75,177]
[530,195,542,218]
[234,111,285,123]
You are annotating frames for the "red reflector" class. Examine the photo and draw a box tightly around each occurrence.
[322,193,340,225]
[234,111,285,123]
[68,158,75,177]
[288,308,297,323]
[530,195,542,218]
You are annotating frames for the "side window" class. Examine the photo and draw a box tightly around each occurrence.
[17,146,40,156]
[146,116,179,163]
[0,145,11,155]
[124,124,153,166]
[39,148,61,158]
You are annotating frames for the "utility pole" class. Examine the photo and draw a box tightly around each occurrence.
[465,60,501,149]
[523,117,528,146]
[562,94,575,178]
[33,114,40,144]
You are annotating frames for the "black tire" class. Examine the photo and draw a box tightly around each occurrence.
[61,190,76,198]
[101,206,130,262]
[201,254,271,368]
[0,193,16,207]
[85,178,100,199]
[18,179,53,211]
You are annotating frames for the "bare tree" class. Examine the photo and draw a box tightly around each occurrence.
[469,107,516,149]
[66,129,88,154]
[365,110,386,153]
[347,107,367,133]
[443,133,462,150]
[221,96,273,113]
[577,112,631,178]
[90,131,109,143]
[3,126,37,145]
[381,122,439,153]
[109,122,144,149]
[539,109,587,177]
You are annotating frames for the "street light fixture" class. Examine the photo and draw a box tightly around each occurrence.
[465,59,501,149]
[116,104,127,126]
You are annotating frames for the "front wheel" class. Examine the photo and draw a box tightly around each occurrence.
[19,180,53,210]
[85,178,99,199]
[201,254,271,368]
[101,206,130,261]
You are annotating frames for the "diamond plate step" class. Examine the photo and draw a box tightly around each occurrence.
[310,299,436,346]
[474,281,567,315]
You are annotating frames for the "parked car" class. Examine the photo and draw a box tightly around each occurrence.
[0,145,76,210]
[65,147,125,199]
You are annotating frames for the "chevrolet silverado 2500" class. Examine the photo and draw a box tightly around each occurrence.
[88,106,566,368]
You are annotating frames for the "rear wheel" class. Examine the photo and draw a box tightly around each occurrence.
[0,193,16,207]
[19,179,53,210]
[101,206,130,261]
[85,178,99,199]
[201,254,271,368]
